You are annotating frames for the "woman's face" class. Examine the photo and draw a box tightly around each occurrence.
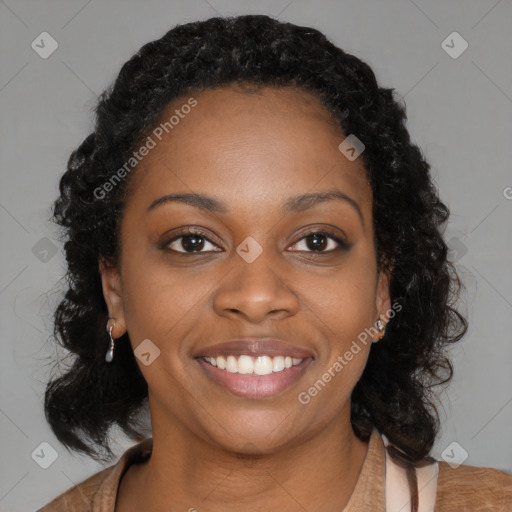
[100,85,390,453]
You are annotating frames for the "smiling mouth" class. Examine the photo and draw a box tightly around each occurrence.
[194,338,315,398]
[198,354,305,375]
[195,354,313,399]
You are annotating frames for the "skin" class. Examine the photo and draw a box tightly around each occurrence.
[100,85,391,512]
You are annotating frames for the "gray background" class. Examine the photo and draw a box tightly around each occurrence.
[1,0,511,510]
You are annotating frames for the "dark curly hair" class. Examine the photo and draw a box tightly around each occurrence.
[45,13,466,485]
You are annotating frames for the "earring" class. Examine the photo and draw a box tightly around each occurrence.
[375,315,386,341]
[105,322,115,363]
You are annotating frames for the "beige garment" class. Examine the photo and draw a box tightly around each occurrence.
[37,430,512,511]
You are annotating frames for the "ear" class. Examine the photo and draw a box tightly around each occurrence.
[99,258,127,338]
[375,267,392,321]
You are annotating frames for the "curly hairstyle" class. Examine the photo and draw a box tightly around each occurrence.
[46,14,466,483]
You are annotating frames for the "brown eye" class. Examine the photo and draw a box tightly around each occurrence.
[165,232,221,253]
[288,231,347,253]
[305,233,328,251]
[181,234,205,252]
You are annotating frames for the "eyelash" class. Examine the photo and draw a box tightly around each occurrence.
[162,228,351,255]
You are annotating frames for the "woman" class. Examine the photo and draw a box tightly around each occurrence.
[38,14,512,512]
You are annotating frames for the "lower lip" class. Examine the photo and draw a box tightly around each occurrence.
[196,358,313,398]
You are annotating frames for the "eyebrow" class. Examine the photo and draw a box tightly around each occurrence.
[147,189,363,224]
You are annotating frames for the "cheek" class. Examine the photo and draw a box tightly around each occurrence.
[294,249,377,386]
[120,250,213,349]
[119,254,213,412]
[297,251,378,334]
[121,242,378,348]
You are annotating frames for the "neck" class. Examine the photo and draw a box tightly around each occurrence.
[118,408,369,512]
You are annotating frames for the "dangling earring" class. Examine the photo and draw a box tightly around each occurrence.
[375,315,386,341]
[105,322,115,363]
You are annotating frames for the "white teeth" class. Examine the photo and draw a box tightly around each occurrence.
[272,355,285,372]
[226,355,238,373]
[253,355,273,375]
[203,354,305,374]
[237,355,254,374]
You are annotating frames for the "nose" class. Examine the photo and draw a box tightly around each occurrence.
[212,251,300,324]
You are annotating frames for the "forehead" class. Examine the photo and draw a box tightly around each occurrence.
[124,85,371,220]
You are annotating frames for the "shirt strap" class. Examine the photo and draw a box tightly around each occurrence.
[382,435,439,512]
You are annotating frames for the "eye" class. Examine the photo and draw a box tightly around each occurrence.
[165,230,221,253]
[162,228,349,255]
[288,230,349,253]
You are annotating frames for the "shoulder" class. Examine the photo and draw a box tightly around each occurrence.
[36,465,115,512]
[36,438,153,512]
[435,460,512,511]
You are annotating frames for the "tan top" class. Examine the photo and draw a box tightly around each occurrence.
[37,430,512,511]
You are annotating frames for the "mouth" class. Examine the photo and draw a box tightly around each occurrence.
[200,353,306,374]
[194,338,314,398]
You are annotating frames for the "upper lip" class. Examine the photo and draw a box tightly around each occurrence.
[195,338,315,359]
